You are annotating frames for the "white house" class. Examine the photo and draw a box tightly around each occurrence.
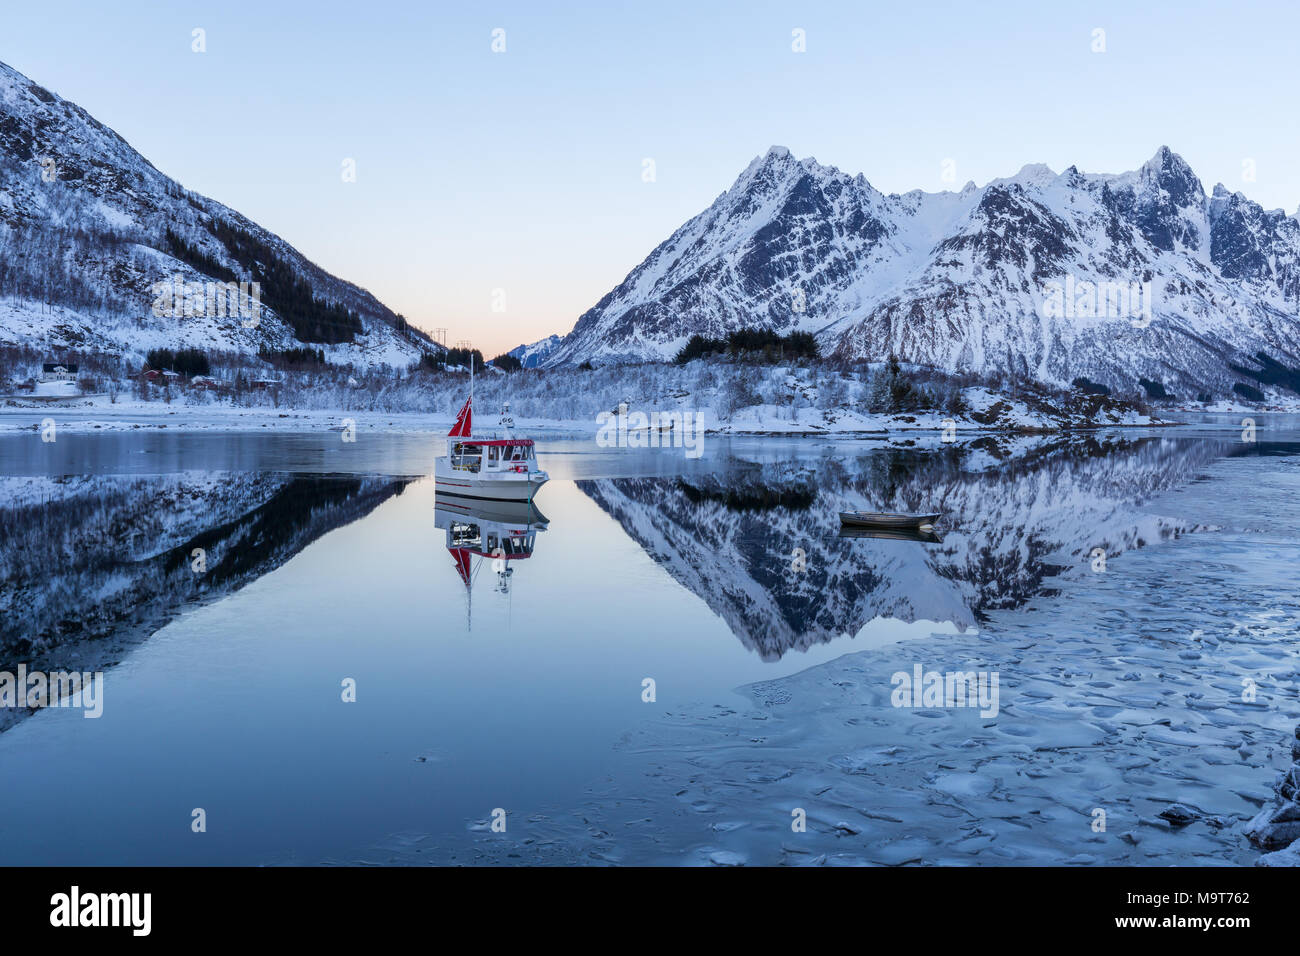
[41,362,78,383]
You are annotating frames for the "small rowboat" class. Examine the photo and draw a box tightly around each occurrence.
[839,511,942,530]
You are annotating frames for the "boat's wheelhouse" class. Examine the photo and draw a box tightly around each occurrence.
[451,439,537,476]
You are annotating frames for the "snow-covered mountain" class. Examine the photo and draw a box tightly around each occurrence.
[505,333,563,369]
[547,146,1300,396]
[0,60,437,368]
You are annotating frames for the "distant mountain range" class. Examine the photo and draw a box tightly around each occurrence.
[0,60,437,368]
[504,333,563,369]
[6,52,1298,397]
[543,145,1300,397]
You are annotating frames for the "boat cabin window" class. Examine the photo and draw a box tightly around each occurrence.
[450,442,482,472]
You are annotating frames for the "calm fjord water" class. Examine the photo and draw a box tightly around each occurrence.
[0,421,1296,865]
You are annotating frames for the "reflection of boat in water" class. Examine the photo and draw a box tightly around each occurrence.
[434,494,549,603]
[838,525,943,544]
[839,511,942,531]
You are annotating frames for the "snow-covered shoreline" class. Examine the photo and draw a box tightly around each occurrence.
[0,384,1181,437]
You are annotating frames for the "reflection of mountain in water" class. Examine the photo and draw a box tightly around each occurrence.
[0,473,409,675]
[578,436,1228,660]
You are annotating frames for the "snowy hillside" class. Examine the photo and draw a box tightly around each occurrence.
[0,59,437,368]
[547,146,1300,397]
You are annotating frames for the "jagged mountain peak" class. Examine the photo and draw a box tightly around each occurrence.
[730,144,797,188]
[1137,145,1205,204]
[726,145,864,200]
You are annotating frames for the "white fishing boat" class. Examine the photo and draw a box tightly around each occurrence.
[433,363,548,502]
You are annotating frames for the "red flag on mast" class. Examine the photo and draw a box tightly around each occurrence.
[448,397,472,437]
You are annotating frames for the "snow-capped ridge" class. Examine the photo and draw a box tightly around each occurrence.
[997,163,1059,190]
[547,144,1300,397]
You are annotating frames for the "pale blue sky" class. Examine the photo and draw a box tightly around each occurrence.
[6,0,1298,356]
